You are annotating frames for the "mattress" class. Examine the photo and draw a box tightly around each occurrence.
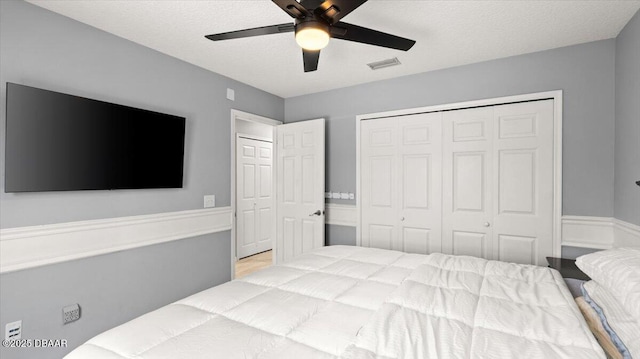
[65,246,605,359]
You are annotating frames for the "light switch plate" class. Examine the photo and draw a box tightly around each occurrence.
[63,304,81,325]
[226,88,235,101]
[204,195,216,208]
[5,320,22,340]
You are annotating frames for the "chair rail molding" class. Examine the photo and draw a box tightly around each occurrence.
[0,207,232,273]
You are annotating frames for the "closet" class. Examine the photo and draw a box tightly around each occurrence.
[360,99,555,265]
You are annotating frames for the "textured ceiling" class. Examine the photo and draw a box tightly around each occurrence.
[27,0,640,98]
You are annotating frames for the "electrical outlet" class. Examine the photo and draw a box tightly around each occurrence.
[5,320,21,341]
[203,195,216,208]
[63,304,81,325]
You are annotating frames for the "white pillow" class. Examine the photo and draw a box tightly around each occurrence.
[583,280,640,359]
[576,247,640,321]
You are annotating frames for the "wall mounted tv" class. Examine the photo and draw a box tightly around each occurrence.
[5,83,186,192]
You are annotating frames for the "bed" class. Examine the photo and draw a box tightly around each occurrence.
[65,245,619,359]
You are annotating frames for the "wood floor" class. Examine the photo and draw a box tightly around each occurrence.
[235,250,272,279]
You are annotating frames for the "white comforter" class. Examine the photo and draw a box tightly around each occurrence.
[65,246,604,359]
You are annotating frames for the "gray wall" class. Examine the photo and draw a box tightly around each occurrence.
[614,9,640,226]
[325,224,356,247]
[0,0,284,229]
[285,39,617,220]
[0,232,231,359]
[0,1,283,358]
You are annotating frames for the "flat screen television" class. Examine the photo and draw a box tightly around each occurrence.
[4,83,186,192]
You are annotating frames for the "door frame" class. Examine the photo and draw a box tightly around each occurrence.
[355,90,564,257]
[230,109,282,279]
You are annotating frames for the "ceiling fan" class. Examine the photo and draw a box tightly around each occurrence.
[205,0,416,72]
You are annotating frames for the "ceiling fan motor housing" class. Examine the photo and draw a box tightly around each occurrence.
[295,17,330,35]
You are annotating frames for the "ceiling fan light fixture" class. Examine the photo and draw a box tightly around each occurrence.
[295,21,330,51]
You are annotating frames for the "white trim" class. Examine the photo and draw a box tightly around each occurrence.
[325,204,357,227]
[552,94,563,257]
[561,215,615,249]
[560,216,640,249]
[0,208,232,274]
[230,109,281,279]
[355,90,564,257]
[613,218,640,247]
[231,109,282,127]
[355,109,362,246]
[237,134,273,143]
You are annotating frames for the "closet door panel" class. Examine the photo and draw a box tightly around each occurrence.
[398,113,442,254]
[492,100,554,265]
[360,98,556,263]
[361,119,399,250]
[443,107,494,258]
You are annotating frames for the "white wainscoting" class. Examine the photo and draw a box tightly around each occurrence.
[325,204,357,227]
[614,218,640,247]
[324,208,640,250]
[561,215,640,249]
[0,207,232,273]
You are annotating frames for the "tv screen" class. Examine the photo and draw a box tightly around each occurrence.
[5,83,186,192]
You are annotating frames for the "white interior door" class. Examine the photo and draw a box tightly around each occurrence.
[236,136,273,259]
[275,119,325,263]
[442,107,494,259]
[360,113,442,254]
[491,100,554,265]
[361,118,398,250]
[399,113,443,254]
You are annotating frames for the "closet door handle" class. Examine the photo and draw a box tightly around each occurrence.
[484,222,491,227]
[400,217,405,221]
[309,210,322,216]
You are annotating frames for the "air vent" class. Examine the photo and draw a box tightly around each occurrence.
[367,57,401,70]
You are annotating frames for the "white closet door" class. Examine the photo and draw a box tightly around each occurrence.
[398,113,442,254]
[361,113,442,254]
[236,136,273,259]
[442,107,494,259]
[361,118,398,250]
[492,100,554,265]
[276,119,325,263]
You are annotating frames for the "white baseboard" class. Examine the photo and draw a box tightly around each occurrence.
[0,207,232,274]
[325,204,357,227]
[561,215,640,249]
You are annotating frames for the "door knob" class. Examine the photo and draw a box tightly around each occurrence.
[309,210,322,216]
[400,217,405,221]
[484,222,490,227]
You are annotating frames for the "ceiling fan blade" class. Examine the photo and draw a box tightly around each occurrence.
[272,0,311,19]
[205,23,294,41]
[314,0,368,24]
[303,49,320,72]
[331,22,415,51]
